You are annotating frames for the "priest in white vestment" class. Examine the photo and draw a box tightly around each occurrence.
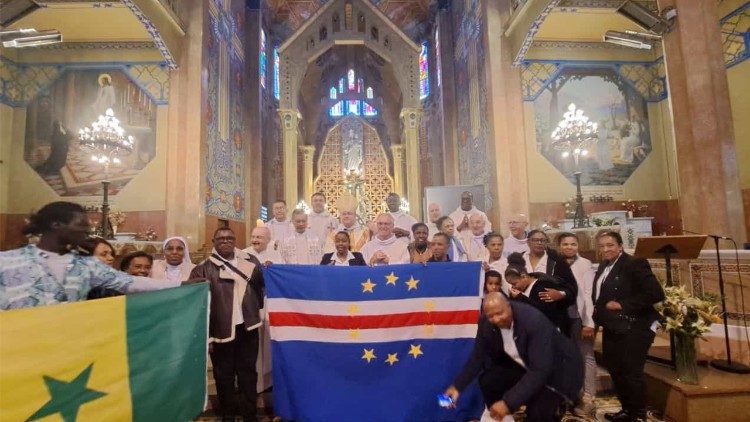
[278,209,323,265]
[426,202,443,241]
[308,192,337,247]
[360,213,410,266]
[267,200,293,247]
[242,226,281,392]
[460,214,490,262]
[324,194,370,253]
[502,213,530,258]
[448,191,492,234]
[386,192,417,241]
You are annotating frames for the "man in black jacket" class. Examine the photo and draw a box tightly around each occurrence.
[445,293,583,421]
[190,227,265,422]
[593,230,664,422]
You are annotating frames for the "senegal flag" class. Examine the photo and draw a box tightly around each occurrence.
[0,283,208,422]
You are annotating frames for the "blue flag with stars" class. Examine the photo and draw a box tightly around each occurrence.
[265,262,484,422]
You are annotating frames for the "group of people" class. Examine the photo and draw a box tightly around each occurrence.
[0,193,665,422]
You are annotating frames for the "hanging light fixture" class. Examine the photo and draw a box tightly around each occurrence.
[78,108,134,239]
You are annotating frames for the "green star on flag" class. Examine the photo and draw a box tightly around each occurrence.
[27,363,106,422]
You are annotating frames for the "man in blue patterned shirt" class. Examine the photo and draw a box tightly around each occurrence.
[0,202,186,310]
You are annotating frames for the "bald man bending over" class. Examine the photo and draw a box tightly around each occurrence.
[445,293,583,421]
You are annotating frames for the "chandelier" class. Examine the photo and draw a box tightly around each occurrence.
[78,108,134,170]
[551,103,599,229]
[550,103,598,165]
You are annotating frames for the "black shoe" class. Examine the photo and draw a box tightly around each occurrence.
[604,409,628,421]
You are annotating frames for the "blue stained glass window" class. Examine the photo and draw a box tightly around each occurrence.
[363,102,378,116]
[339,78,345,94]
[260,30,267,89]
[329,101,344,116]
[347,100,360,115]
[366,87,373,99]
[273,48,280,99]
[419,41,429,99]
[330,87,337,99]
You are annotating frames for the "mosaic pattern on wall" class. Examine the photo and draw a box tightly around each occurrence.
[18,68,160,196]
[204,0,247,220]
[531,65,652,186]
[452,0,491,208]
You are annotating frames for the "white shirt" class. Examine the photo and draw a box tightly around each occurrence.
[44,250,75,283]
[267,219,294,245]
[487,257,510,295]
[278,231,322,265]
[330,251,356,266]
[595,253,621,301]
[360,235,410,265]
[244,246,284,264]
[500,323,526,369]
[426,222,439,241]
[448,206,492,233]
[308,211,337,246]
[389,210,418,240]
[503,234,529,258]
[223,256,244,326]
[524,252,548,274]
[569,255,596,328]
[522,278,538,298]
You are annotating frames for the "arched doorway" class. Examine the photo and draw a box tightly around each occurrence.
[313,116,393,222]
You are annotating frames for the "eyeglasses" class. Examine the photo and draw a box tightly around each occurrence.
[529,238,548,244]
[214,236,236,242]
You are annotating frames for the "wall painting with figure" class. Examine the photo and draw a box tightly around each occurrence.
[533,68,651,186]
[24,69,157,196]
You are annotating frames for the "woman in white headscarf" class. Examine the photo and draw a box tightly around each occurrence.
[150,236,195,283]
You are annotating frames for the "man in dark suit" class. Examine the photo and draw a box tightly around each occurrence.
[592,230,665,422]
[445,293,583,421]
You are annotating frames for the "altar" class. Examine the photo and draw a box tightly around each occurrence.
[553,210,654,250]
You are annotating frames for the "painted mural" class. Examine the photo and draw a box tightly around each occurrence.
[204,0,247,220]
[533,68,651,186]
[453,0,491,206]
[23,69,157,196]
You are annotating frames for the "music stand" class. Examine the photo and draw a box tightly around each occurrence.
[634,235,706,366]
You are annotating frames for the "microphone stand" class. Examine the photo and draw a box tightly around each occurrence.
[703,234,750,374]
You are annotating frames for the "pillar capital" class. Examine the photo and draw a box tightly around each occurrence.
[399,107,423,219]
[299,145,316,162]
[279,108,302,210]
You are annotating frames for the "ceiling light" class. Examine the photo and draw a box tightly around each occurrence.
[603,30,653,50]
[616,0,675,35]
[1,29,62,48]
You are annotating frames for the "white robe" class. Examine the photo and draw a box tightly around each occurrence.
[502,234,529,258]
[244,246,284,264]
[278,231,323,265]
[448,206,492,233]
[570,255,596,328]
[389,210,418,240]
[307,211,337,247]
[459,231,488,262]
[360,235,410,265]
[267,219,294,246]
[427,221,439,241]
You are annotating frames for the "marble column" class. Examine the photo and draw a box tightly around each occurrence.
[482,0,530,229]
[300,145,316,202]
[400,108,422,219]
[279,109,301,209]
[659,0,746,241]
[391,144,405,198]
[436,7,460,185]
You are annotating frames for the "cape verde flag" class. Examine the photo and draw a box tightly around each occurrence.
[265,262,483,422]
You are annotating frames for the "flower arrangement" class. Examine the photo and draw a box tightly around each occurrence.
[592,217,618,227]
[622,199,648,217]
[135,226,158,241]
[108,211,127,228]
[563,197,576,219]
[655,286,721,338]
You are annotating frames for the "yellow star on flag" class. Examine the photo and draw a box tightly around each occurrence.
[385,353,399,366]
[405,276,419,291]
[362,349,376,363]
[348,304,360,315]
[349,329,360,340]
[408,344,424,359]
[361,278,376,293]
[423,324,435,337]
[385,272,399,285]
[424,301,435,312]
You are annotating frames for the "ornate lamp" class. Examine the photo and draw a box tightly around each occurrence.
[550,103,598,229]
[78,108,134,239]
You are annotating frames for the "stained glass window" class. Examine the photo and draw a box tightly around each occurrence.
[435,28,441,88]
[339,78,345,94]
[348,69,355,91]
[419,41,429,99]
[329,101,344,117]
[357,78,364,93]
[347,100,360,115]
[363,102,378,116]
[273,48,280,99]
[366,87,373,99]
[330,87,337,99]
[260,30,267,89]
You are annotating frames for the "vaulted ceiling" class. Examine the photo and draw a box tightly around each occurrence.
[266,0,437,40]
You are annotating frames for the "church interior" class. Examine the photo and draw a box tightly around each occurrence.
[1,0,750,421]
